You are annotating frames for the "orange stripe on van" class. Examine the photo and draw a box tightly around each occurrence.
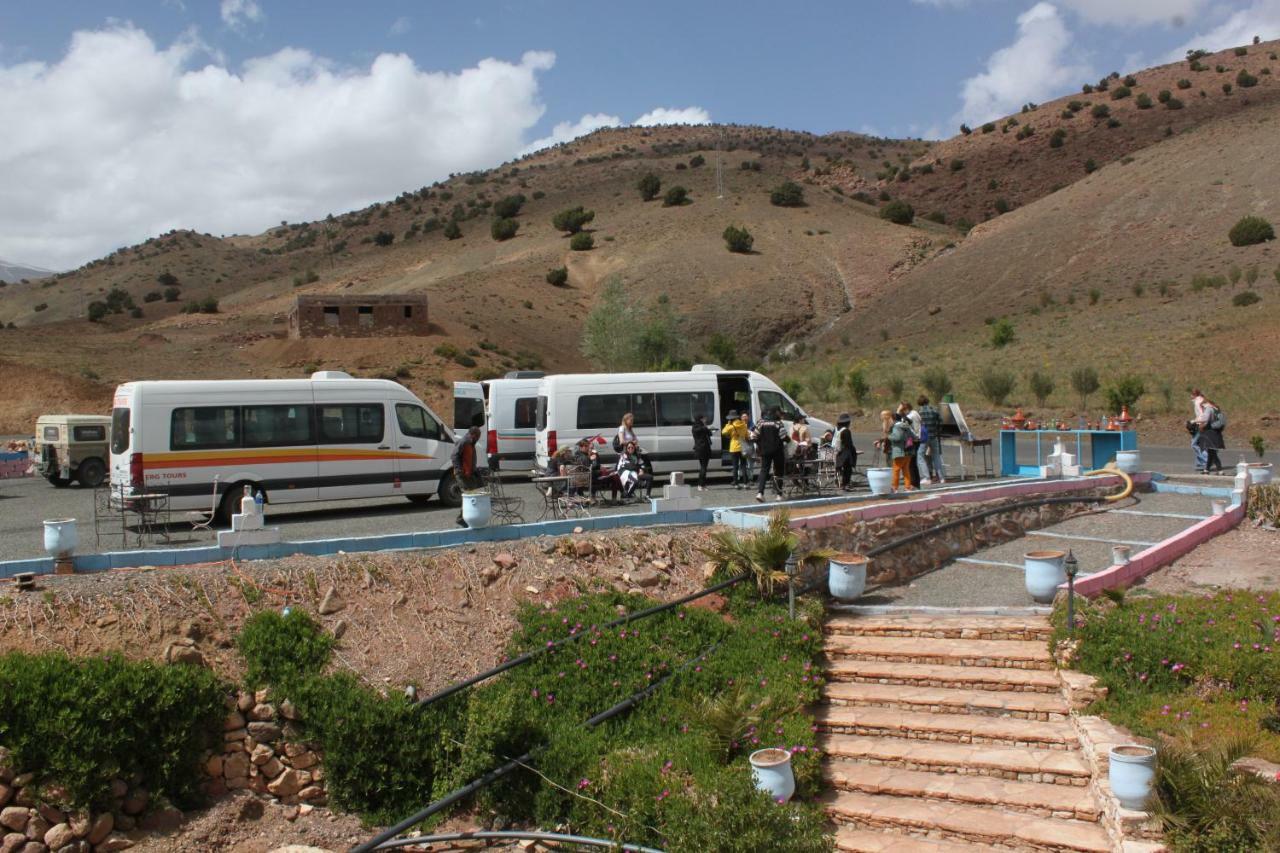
[144,448,432,469]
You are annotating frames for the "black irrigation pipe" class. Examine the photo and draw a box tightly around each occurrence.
[372,830,665,852]
[414,571,751,711]
[354,642,721,853]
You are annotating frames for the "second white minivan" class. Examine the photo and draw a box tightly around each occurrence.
[453,372,544,472]
[533,365,830,474]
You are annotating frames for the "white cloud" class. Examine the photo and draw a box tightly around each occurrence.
[634,106,710,126]
[0,26,563,269]
[220,0,263,30]
[389,16,411,37]
[954,2,1092,126]
[1167,0,1280,59]
[521,106,710,155]
[1057,0,1205,27]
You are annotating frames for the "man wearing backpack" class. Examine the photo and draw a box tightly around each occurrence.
[753,408,790,502]
[916,395,945,485]
[1195,397,1226,474]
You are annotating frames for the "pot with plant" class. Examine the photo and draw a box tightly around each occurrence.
[1248,435,1272,485]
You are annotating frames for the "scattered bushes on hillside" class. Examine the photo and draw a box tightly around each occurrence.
[1123,74,1138,86]
[1070,366,1100,410]
[723,225,754,254]
[770,181,805,207]
[1176,78,1192,89]
[546,266,568,286]
[662,186,690,207]
[1223,83,1234,94]
[922,211,947,224]
[1229,216,1276,246]
[1111,85,1131,100]
[981,122,996,133]
[1104,375,1145,412]
[880,200,914,225]
[637,172,661,201]
[552,206,595,234]
[1028,370,1055,406]
[163,287,181,302]
[32,303,47,313]
[1165,96,1185,110]
[1237,69,1260,88]
[1158,89,1173,103]
[143,290,162,303]
[959,123,972,135]
[157,271,179,287]
[373,231,395,247]
[993,197,1011,214]
[1088,288,1102,305]
[443,221,462,240]
[689,154,706,168]
[490,217,519,241]
[977,368,1016,406]
[492,194,526,219]
[1049,128,1067,148]
[1136,93,1153,109]
[1015,124,1035,140]
[920,367,952,402]
[0,651,225,809]
[949,158,965,172]
[990,318,1015,348]
[1091,104,1111,119]
[1233,290,1261,307]
[569,232,594,251]
[1084,159,1098,174]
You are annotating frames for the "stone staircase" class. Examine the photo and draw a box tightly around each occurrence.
[819,613,1114,852]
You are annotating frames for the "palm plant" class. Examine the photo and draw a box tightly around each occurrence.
[1151,735,1280,850]
[702,510,832,597]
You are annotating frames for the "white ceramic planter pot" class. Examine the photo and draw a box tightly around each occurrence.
[1114,450,1141,474]
[1211,499,1228,516]
[1112,545,1131,566]
[461,491,492,529]
[1248,462,1273,486]
[828,553,869,601]
[43,518,78,558]
[1024,550,1067,604]
[1109,745,1157,811]
[866,468,893,496]
[749,748,795,804]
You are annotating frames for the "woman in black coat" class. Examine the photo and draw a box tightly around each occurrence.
[1195,399,1226,473]
[834,413,857,490]
[691,414,712,491]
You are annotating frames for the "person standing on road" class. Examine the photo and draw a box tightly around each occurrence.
[916,396,945,484]
[1196,397,1226,474]
[452,426,483,526]
[1190,388,1209,472]
[754,407,790,502]
[692,413,712,491]
[888,413,915,493]
[721,410,750,489]
[899,402,921,489]
[834,413,857,490]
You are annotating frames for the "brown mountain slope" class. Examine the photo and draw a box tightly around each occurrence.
[799,95,1279,435]
[816,39,1280,229]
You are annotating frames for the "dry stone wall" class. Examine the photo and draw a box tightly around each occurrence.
[0,747,139,853]
[210,690,327,819]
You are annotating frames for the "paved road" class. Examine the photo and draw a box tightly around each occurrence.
[0,439,1225,563]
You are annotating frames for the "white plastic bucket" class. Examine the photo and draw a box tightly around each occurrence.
[43,518,78,558]
[866,468,893,496]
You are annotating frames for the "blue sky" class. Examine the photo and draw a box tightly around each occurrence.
[2,0,1278,268]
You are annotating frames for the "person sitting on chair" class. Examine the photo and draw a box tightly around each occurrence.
[615,440,652,500]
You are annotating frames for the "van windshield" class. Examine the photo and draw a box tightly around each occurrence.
[111,408,130,454]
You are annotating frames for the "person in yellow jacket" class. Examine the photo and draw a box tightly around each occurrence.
[721,410,751,489]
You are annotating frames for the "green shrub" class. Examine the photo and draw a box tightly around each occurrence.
[1165,96,1185,110]
[569,231,594,251]
[1136,93,1153,108]
[143,290,162,303]
[846,368,870,405]
[1015,124,1035,140]
[1091,104,1111,119]
[1070,366,1100,410]
[1158,89,1172,103]
[493,194,526,219]
[880,199,914,225]
[723,225,754,253]
[770,181,805,207]
[1238,69,1259,88]
[456,354,477,368]
[886,376,905,400]
[1049,128,1067,148]
[552,206,595,234]
[1224,82,1234,94]
[443,220,462,240]
[434,343,460,359]
[977,368,1016,406]
[689,154,705,168]
[200,297,219,314]
[637,172,661,201]
[993,197,1011,214]
[1124,74,1138,86]
[162,287,181,302]
[1082,83,1094,93]
[0,651,225,809]
[87,301,108,321]
[1028,370,1055,406]
[1252,435,1267,458]
[1089,288,1101,305]
[1104,375,1145,412]
[981,122,996,133]
[1111,85,1131,100]
[1177,78,1192,89]
[1153,736,1280,850]
[662,186,690,207]
[1229,215,1275,246]
[990,317,1015,348]
[238,609,334,689]
[546,266,568,286]
[490,217,519,241]
[373,231,394,246]
[949,158,964,172]
[920,367,952,402]
[1233,290,1261,307]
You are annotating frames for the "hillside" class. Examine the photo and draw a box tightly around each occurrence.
[0,259,55,284]
[1,41,1278,440]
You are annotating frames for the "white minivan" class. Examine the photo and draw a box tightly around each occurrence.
[109,371,460,521]
[533,365,831,474]
[454,372,544,472]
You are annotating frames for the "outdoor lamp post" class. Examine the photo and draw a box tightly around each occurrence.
[1065,549,1079,635]
[785,553,798,621]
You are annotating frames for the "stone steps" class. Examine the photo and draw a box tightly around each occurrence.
[825,791,1112,852]
[821,735,1091,786]
[826,681,1070,721]
[818,703,1078,749]
[826,659,1063,694]
[825,635,1055,670]
[827,614,1053,642]
[835,827,993,852]
[826,763,1100,820]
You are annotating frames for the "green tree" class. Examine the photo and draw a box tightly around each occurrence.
[637,173,661,201]
[1028,370,1055,406]
[887,376,905,401]
[770,181,805,207]
[723,225,754,253]
[633,294,684,370]
[157,271,179,288]
[87,301,108,322]
[990,318,1015,348]
[490,217,519,241]
[847,368,870,407]
[1070,366,1100,411]
[920,367,952,402]
[663,186,690,207]
[546,267,568,286]
[570,232,594,251]
[373,231,394,246]
[552,206,595,234]
[163,287,180,302]
[706,332,738,368]
[581,276,635,371]
[977,369,1016,406]
[443,221,462,240]
[1104,375,1145,412]
[492,194,526,218]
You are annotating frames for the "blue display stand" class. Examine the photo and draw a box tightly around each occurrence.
[999,429,1137,476]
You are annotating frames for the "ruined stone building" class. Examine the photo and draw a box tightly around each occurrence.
[288,294,429,339]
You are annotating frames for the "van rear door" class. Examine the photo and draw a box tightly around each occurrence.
[453,382,485,431]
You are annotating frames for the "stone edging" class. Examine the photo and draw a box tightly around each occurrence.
[1071,711,1166,852]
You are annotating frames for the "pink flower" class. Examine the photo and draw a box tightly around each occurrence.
[578,778,591,790]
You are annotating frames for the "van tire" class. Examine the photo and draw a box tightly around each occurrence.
[218,481,262,526]
[46,475,71,488]
[76,457,106,489]
[438,473,462,508]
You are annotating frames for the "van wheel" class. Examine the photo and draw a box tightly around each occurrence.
[46,475,71,488]
[438,473,462,508]
[77,458,106,489]
[218,482,262,526]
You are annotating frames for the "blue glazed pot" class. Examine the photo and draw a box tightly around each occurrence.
[1024,550,1067,603]
[1109,745,1156,811]
[749,748,795,804]
[461,491,492,529]
[829,553,869,601]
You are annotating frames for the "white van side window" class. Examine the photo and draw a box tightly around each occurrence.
[171,407,240,450]
[243,405,315,448]
[657,392,715,426]
[576,393,655,430]
[396,403,444,441]
[318,405,384,443]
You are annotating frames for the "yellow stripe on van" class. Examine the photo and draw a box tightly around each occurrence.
[144,447,432,469]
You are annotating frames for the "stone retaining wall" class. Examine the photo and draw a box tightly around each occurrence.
[1,747,140,853]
